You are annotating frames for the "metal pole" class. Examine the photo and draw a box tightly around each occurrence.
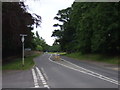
[22,42,24,67]
[20,34,27,67]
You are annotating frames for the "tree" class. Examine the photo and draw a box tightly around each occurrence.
[31,31,50,52]
[2,2,41,60]
[48,41,61,52]
[52,2,119,55]
[36,45,43,51]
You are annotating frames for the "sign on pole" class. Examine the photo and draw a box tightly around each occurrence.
[20,34,27,67]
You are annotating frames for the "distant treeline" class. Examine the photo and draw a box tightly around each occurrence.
[52,2,120,55]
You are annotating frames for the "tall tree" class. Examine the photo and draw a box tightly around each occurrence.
[52,2,119,55]
[2,2,41,59]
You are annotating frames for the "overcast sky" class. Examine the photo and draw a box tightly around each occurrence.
[24,0,75,46]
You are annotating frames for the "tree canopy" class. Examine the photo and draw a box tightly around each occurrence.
[52,2,119,55]
[2,2,41,59]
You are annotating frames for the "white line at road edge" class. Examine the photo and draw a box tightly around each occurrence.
[61,58,119,84]
[48,54,119,85]
[32,69,40,88]
[36,67,50,89]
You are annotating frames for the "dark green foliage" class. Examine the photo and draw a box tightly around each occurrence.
[32,31,49,51]
[52,2,119,55]
[2,2,41,59]
[48,41,61,52]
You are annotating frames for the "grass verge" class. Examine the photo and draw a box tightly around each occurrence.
[2,54,40,70]
[65,53,120,65]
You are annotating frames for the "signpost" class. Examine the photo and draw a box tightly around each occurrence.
[20,34,27,67]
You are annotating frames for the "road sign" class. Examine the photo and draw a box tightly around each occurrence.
[20,34,27,67]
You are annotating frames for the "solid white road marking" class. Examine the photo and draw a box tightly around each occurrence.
[61,58,119,84]
[31,69,40,88]
[48,54,119,85]
[41,67,49,81]
[36,67,50,89]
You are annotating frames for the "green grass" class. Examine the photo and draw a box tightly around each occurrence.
[65,53,120,65]
[2,54,40,70]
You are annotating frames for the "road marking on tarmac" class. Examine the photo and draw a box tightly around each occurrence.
[61,58,119,85]
[32,67,50,88]
[32,68,40,88]
[41,67,49,81]
[36,67,50,89]
[49,54,119,85]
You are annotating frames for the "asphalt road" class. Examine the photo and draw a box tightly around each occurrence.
[2,53,119,89]
[2,70,34,88]
[34,53,119,88]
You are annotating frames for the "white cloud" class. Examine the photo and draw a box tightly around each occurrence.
[24,0,75,46]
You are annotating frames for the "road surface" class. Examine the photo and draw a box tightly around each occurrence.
[2,53,119,89]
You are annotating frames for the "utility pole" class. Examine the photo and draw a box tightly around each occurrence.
[20,34,27,67]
